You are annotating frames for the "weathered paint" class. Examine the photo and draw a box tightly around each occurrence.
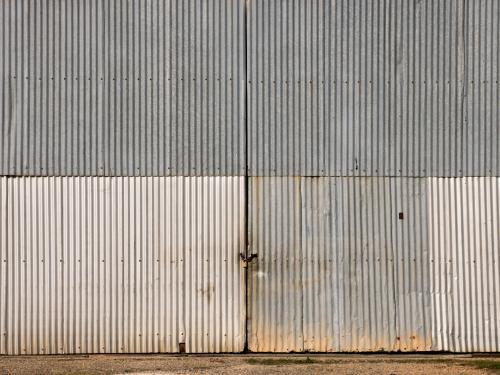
[0,0,499,356]
[0,176,245,354]
[248,177,304,352]
[249,177,500,352]
[248,177,430,352]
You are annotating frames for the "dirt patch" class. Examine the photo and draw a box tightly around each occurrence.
[0,354,499,375]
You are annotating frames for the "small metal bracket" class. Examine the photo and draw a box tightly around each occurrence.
[240,252,258,268]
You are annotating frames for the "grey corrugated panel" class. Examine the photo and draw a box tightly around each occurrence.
[429,177,500,352]
[247,0,500,177]
[0,0,245,176]
[0,176,245,354]
[248,177,431,352]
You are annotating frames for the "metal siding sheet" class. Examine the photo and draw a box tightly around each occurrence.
[249,176,500,352]
[0,176,245,354]
[301,177,431,352]
[249,177,432,352]
[248,177,304,352]
[429,177,500,352]
[0,0,245,176]
[247,0,500,177]
[0,178,6,353]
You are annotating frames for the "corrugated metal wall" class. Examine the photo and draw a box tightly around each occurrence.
[245,1,500,351]
[248,177,431,352]
[0,177,245,354]
[248,0,500,176]
[1,0,499,355]
[429,177,500,352]
[4,0,499,177]
[249,177,500,352]
[0,0,245,176]
[247,178,303,352]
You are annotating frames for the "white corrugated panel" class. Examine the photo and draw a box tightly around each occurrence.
[0,177,245,354]
[429,177,500,352]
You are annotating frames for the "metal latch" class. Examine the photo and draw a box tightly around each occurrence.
[240,252,258,268]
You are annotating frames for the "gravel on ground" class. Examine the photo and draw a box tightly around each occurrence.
[1,353,500,375]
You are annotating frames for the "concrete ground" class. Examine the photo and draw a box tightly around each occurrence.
[1,354,500,374]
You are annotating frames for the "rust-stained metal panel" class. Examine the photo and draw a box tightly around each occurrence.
[0,178,6,349]
[248,177,430,352]
[247,0,500,177]
[300,177,431,352]
[248,177,304,352]
[0,176,245,354]
[249,177,500,352]
[0,0,246,176]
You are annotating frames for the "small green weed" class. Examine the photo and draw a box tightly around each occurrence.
[464,360,500,373]
[246,357,318,366]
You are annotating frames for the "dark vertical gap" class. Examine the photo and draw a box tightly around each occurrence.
[243,0,250,353]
